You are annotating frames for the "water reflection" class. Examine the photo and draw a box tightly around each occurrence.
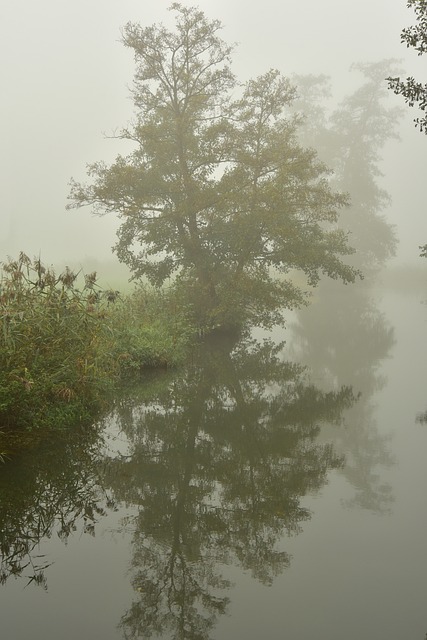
[288,280,396,513]
[0,330,359,638]
[0,425,115,588]
[1,285,423,638]
[416,410,427,424]
[103,332,356,639]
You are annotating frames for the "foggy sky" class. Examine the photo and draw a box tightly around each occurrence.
[0,0,425,268]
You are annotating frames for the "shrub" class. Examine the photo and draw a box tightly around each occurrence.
[0,254,195,448]
[0,254,115,435]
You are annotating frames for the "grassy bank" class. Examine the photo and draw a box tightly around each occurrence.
[0,253,194,458]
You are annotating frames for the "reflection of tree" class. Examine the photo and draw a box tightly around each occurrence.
[288,280,396,513]
[0,426,113,588]
[103,332,356,640]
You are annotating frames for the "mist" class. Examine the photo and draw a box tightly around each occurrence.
[0,0,425,270]
[2,4,427,637]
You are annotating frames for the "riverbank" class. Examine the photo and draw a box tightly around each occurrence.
[0,253,194,458]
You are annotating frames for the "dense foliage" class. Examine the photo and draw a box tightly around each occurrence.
[69,3,360,330]
[387,0,427,134]
[387,0,427,256]
[0,253,192,452]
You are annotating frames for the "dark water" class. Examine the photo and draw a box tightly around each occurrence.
[1,278,427,640]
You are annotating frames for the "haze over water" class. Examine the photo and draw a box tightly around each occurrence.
[1,2,427,638]
[1,276,427,639]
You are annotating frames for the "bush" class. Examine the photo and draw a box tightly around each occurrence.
[0,254,115,434]
[0,254,194,444]
[105,285,195,375]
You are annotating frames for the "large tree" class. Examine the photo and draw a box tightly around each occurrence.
[68,3,359,330]
[387,0,427,134]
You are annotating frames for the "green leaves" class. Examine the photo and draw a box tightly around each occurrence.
[69,4,361,331]
[387,1,427,133]
[0,254,191,438]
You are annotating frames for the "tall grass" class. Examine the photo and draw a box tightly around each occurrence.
[0,253,193,452]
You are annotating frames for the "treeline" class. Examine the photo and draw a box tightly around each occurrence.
[0,252,192,456]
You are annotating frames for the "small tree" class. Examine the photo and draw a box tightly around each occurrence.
[69,3,359,330]
[387,0,427,134]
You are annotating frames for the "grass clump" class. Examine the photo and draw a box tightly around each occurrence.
[105,285,194,375]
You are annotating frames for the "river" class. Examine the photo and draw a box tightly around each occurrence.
[1,273,427,640]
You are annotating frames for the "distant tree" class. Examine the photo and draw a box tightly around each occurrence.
[293,61,403,273]
[328,61,402,271]
[68,3,360,331]
[387,0,427,134]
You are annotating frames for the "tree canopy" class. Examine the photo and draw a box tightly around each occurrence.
[387,1,427,257]
[387,0,427,134]
[68,3,360,330]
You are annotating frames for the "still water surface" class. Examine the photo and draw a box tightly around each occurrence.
[1,278,427,640]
